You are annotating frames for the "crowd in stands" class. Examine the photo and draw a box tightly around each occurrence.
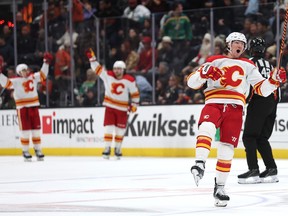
[0,0,288,109]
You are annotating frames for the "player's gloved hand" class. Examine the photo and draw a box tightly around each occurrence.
[269,67,287,85]
[128,103,137,113]
[43,52,53,64]
[199,63,222,81]
[85,48,96,62]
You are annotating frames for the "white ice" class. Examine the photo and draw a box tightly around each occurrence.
[0,156,287,215]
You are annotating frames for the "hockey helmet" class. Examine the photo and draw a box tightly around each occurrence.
[249,37,266,54]
[113,61,126,69]
[16,63,28,75]
[226,32,247,51]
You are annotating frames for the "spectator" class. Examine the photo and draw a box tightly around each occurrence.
[120,40,139,72]
[0,35,14,67]
[191,33,212,64]
[74,27,97,83]
[72,0,84,32]
[17,24,36,64]
[82,88,98,107]
[152,61,171,85]
[213,0,236,35]
[75,68,97,106]
[96,0,123,47]
[158,74,184,104]
[128,28,141,51]
[135,75,153,104]
[54,42,71,94]
[241,16,254,39]
[56,26,79,49]
[15,11,26,33]
[34,29,55,65]
[162,2,192,46]
[82,1,97,30]
[79,68,97,96]
[145,0,170,13]
[161,2,192,71]
[256,17,274,47]
[123,0,151,25]
[141,18,153,37]
[213,35,226,55]
[271,5,287,43]
[157,36,174,66]
[42,1,66,41]
[131,36,158,74]
[1,25,13,47]
[244,0,259,17]
[155,77,166,104]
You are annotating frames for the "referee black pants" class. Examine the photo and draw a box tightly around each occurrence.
[242,94,277,170]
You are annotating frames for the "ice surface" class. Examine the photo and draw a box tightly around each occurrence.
[0,156,287,215]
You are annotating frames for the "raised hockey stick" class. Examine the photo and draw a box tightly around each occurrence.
[277,6,288,70]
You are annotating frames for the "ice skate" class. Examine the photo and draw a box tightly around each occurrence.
[102,147,111,159]
[238,169,260,184]
[23,151,32,162]
[34,148,45,161]
[213,178,230,207]
[190,160,205,186]
[114,147,122,160]
[260,168,279,183]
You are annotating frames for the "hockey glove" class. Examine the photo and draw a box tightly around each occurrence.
[269,67,287,85]
[128,103,137,113]
[199,63,222,81]
[43,52,53,64]
[85,48,96,62]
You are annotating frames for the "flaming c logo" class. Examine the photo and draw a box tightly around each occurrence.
[111,83,125,95]
[220,66,244,87]
[22,80,34,92]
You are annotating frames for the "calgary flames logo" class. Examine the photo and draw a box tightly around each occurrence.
[220,65,244,87]
[111,83,125,95]
[22,80,34,92]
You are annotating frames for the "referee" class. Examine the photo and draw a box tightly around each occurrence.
[238,37,280,184]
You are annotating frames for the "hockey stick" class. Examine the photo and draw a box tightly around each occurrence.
[277,6,288,70]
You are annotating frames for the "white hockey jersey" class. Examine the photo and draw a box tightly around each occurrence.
[90,61,140,111]
[187,55,277,107]
[0,63,49,109]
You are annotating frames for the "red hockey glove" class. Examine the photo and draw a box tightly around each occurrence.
[85,48,96,62]
[43,52,53,64]
[269,67,287,85]
[128,103,137,113]
[199,64,222,81]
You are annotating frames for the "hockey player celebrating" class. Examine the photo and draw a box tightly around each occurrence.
[187,32,286,207]
[0,52,53,161]
[86,48,140,159]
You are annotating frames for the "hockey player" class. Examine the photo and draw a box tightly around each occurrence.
[86,48,140,159]
[238,38,281,184]
[0,52,53,162]
[187,32,286,207]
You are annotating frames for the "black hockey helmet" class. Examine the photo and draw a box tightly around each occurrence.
[249,37,266,56]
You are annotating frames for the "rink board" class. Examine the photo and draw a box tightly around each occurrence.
[0,104,288,158]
